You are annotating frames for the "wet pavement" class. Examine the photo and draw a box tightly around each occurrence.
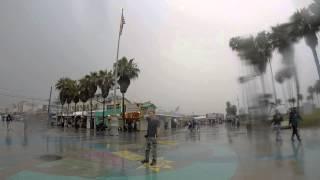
[1,119,320,180]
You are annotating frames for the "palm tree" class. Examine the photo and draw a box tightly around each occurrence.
[314,80,320,106]
[62,79,77,115]
[275,70,286,100]
[73,83,80,112]
[87,72,98,129]
[229,36,269,95]
[79,88,89,113]
[59,91,67,115]
[97,69,114,125]
[290,8,320,79]
[276,99,282,105]
[298,94,304,105]
[117,57,140,129]
[230,36,268,75]
[56,78,73,115]
[271,23,301,110]
[308,86,315,105]
[307,95,313,103]
[288,98,296,107]
[78,77,90,128]
[256,31,278,103]
[226,101,232,115]
[275,67,295,109]
[229,0,320,111]
[230,35,277,119]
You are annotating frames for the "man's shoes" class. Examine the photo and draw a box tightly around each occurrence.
[150,160,157,166]
[141,160,149,164]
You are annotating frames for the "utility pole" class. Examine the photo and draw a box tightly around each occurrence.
[113,8,125,131]
[48,86,52,125]
[237,96,240,115]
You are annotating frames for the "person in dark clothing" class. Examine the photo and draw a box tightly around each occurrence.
[271,110,283,141]
[289,108,302,142]
[141,110,160,166]
[6,114,12,129]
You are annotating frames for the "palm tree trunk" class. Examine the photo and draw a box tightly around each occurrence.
[287,80,294,99]
[281,84,288,110]
[293,69,300,112]
[102,98,105,126]
[260,75,267,115]
[260,75,266,96]
[312,95,315,106]
[90,98,93,129]
[82,103,85,116]
[82,103,85,128]
[122,93,126,131]
[74,103,77,128]
[268,58,277,104]
[245,83,250,113]
[61,104,64,126]
[311,47,320,80]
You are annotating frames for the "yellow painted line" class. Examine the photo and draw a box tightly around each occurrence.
[157,140,177,145]
[136,157,174,173]
[112,151,175,172]
[112,150,144,161]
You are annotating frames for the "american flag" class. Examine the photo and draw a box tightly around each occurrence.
[119,9,125,36]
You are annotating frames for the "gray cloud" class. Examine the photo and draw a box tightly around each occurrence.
[0,0,316,114]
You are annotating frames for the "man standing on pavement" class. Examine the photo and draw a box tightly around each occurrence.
[289,107,302,142]
[141,110,160,166]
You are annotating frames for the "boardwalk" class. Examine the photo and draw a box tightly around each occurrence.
[0,120,319,179]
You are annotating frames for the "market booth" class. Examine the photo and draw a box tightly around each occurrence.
[125,111,140,131]
[95,109,121,128]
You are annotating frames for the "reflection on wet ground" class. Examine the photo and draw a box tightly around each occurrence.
[1,120,320,179]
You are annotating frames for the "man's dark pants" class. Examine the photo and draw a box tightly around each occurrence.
[145,137,157,162]
[292,125,301,141]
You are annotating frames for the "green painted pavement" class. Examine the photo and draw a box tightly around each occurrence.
[9,162,236,180]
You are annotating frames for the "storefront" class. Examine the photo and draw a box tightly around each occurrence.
[125,111,140,131]
[95,109,121,127]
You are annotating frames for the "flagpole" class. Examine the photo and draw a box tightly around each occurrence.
[113,8,124,128]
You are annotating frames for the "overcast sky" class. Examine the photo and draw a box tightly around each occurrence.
[0,0,317,114]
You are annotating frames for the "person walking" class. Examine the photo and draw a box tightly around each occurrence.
[141,110,160,166]
[271,110,283,141]
[187,120,192,132]
[6,114,12,129]
[196,120,200,132]
[235,116,240,128]
[289,108,302,142]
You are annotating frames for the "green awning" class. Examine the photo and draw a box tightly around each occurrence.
[140,102,156,109]
[95,109,122,125]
